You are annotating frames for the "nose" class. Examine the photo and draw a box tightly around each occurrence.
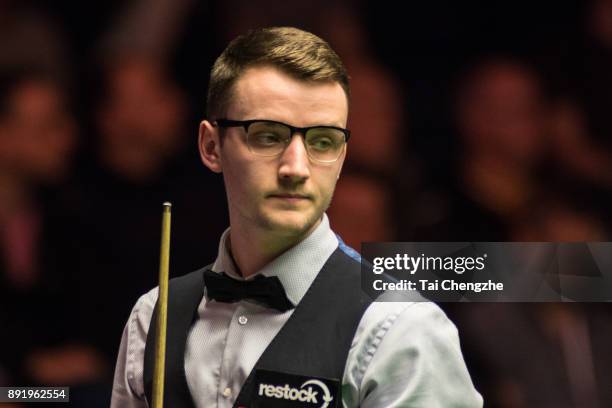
[278,133,310,183]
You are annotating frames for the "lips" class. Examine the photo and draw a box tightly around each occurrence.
[271,194,308,199]
[268,193,312,200]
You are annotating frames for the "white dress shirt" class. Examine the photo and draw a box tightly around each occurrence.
[111,214,483,407]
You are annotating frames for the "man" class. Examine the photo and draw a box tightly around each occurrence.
[111,27,482,407]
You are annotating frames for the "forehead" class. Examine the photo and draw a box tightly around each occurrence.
[227,65,348,128]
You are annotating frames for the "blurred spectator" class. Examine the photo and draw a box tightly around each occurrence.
[413,57,547,241]
[438,55,612,408]
[542,0,612,185]
[95,56,187,183]
[328,165,396,250]
[0,2,71,82]
[99,0,195,61]
[0,68,109,391]
[513,192,609,241]
[546,100,612,188]
[452,302,612,408]
[215,0,328,42]
[59,56,227,374]
[579,0,612,147]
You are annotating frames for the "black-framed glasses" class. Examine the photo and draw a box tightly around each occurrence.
[213,119,350,163]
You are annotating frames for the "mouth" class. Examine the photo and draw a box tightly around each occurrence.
[267,193,312,202]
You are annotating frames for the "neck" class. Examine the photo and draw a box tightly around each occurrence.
[228,216,321,278]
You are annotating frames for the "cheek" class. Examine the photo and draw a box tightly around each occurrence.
[222,158,270,204]
[313,170,341,201]
[223,165,249,200]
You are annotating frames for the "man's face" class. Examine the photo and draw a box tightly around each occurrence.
[204,65,348,240]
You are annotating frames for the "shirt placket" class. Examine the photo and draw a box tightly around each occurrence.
[217,302,251,408]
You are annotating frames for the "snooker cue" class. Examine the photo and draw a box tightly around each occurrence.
[152,202,172,408]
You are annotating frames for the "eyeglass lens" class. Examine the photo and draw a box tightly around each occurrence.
[247,121,345,162]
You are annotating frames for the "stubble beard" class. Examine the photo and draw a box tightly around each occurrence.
[257,189,335,241]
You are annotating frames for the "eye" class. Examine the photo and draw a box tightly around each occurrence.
[306,128,344,153]
[308,136,334,151]
[252,132,283,146]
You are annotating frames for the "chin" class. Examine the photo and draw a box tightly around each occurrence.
[259,209,321,237]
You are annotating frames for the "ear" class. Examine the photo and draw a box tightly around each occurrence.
[198,120,223,173]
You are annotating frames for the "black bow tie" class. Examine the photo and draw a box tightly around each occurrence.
[203,270,294,312]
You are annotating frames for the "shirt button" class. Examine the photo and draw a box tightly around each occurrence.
[238,315,248,325]
[223,387,232,398]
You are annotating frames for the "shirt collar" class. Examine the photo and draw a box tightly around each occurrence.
[211,213,338,306]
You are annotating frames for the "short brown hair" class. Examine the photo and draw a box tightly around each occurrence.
[206,27,350,119]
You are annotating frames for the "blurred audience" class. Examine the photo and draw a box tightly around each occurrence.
[58,56,226,378]
[416,55,612,407]
[328,165,396,250]
[547,100,612,189]
[0,68,109,396]
[412,58,547,240]
[408,56,611,242]
[453,302,612,408]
